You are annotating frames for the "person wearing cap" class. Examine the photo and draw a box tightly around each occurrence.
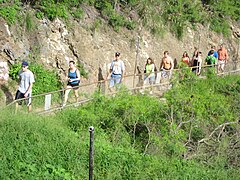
[15,61,35,112]
[217,44,229,73]
[107,52,125,91]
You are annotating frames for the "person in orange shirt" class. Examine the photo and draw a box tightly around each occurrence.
[217,44,229,73]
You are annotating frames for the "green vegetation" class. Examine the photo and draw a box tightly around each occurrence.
[0,0,239,37]
[1,74,239,178]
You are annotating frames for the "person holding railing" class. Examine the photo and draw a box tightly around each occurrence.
[63,61,80,107]
[15,61,35,112]
[107,52,125,92]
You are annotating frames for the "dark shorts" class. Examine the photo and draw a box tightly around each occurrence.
[15,90,31,106]
[67,83,80,90]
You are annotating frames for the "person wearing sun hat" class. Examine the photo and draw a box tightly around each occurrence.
[107,52,125,92]
[15,61,35,112]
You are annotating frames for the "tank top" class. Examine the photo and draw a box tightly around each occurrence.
[68,69,80,85]
[145,64,155,77]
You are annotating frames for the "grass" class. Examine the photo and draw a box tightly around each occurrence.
[0,74,240,178]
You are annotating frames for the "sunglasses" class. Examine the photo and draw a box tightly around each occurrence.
[22,66,27,68]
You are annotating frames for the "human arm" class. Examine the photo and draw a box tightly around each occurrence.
[24,83,33,98]
[225,49,229,61]
[159,59,163,70]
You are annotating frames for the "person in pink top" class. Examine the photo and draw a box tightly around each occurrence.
[217,44,229,73]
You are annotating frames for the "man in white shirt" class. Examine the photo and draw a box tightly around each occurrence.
[107,52,125,92]
[15,61,35,112]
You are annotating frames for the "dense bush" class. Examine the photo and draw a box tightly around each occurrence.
[1,74,240,178]
[0,0,238,37]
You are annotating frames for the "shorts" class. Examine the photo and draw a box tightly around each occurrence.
[161,69,172,79]
[110,74,122,88]
[67,83,80,90]
[15,90,32,106]
[144,75,155,85]
[218,60,226,69]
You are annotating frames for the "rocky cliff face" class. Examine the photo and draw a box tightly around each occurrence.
[0,11,239,93]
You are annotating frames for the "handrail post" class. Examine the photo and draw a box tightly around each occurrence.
[89,126,94,180]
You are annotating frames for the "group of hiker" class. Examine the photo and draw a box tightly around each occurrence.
[181,44,229,76]
[14,44,229,111]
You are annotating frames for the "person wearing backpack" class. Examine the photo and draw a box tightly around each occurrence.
[205,50,217,67]
[107,52,125,92]
[63,60,80,107]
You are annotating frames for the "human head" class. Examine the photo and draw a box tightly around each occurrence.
[220,44,224,49]
[22,61,28,71]
[209,50,214,55]
[183,51,188,57]
[115,52,120,57]
[146,57,153,64]
[164,51,169,57]
[69,60,76,68]
[211,45,216,50]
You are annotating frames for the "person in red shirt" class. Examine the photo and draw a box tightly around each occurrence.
[181,51,190,66]
[217,44,229,73]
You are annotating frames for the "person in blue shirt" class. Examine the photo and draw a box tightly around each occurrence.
[63,61,80,107]
[208,45,218,59]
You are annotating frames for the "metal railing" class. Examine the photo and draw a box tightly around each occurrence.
[5,59,240,114]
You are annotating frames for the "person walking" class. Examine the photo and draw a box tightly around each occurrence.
[208,45,218,59]
[15,61,35,112]
[107,52,125,92]
[63,60,80,107]
[160,51,174,81]
[217,44,229,73]
[181,51,190,66]
[142,57,155,94]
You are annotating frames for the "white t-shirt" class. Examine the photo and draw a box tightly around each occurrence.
[110,60,125,75]
[18,70,35,93]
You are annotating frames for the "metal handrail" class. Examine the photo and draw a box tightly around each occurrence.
[4,59,240,112]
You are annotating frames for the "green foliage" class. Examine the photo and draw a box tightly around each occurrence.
[0,0,238,37]
[29,64,61,94]
[1,73,240,178]
[0,3,20,24]
[35,11,44,19]
[41,2,68,20]
[77,63,89,78]
[26,11,35,31]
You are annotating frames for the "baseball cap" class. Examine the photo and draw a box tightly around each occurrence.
[22,61,28,66]
[115,52,120,56]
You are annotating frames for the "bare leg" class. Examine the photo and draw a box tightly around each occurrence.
[73,89,79,103]
[64,86,72,105]
[28,104,32,112]
[15,102,19,113]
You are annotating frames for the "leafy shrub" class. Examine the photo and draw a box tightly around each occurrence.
[0,3,21,24]
[26,11,35,31]
[1,74,240,178]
